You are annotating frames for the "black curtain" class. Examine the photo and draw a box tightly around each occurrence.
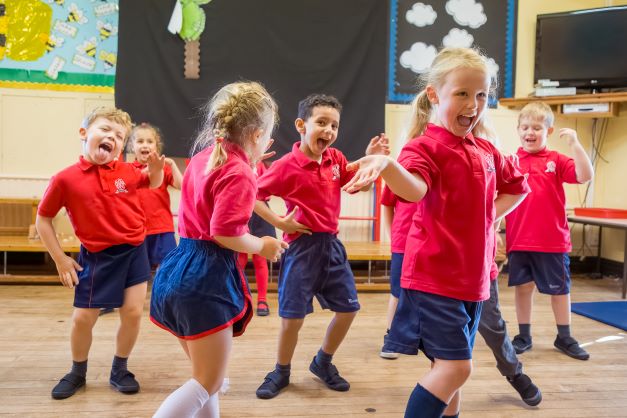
[115,0,387,160]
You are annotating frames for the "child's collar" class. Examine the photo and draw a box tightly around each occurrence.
[78,155,117,171]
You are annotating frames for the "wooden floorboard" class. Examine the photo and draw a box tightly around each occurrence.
[0,275,626,417]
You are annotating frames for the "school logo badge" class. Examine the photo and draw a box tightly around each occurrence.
[331,164,340,181]
[114,178,128,193]
[545,161,556,173]
[483,153,495,173]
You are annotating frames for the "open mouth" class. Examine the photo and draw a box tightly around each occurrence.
[457,115,475,128]
[99,143,113,153]
[316,138,330,150]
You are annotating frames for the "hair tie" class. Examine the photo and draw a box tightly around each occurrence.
[216,137,224,144]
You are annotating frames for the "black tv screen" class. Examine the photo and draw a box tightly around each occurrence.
[535,6,627,89]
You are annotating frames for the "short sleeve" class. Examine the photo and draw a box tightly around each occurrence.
[380,185,397,207]
[495,151,531,195]
[210,170,256,237]
[397,140,436,191]
[557,153,578,184]
[257,160,284,201]
[38,176,64,218]
[336,150,356,187]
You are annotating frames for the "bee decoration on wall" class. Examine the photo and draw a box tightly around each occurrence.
[77,37,98,57]
[45,34,65,53]
[98,50,116,70]
[97,20,118,41]
[67,3,87,24]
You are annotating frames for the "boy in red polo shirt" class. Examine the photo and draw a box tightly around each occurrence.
[506,102,594,360]
[254,94,389,399]
[36,107,164,400]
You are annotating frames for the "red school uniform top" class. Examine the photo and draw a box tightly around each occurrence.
[133,162,175,235]
[505,148,579,253]
[381,185,417,254]
[38,156,150,252]
[177,143,256,241]
[398,124,530,302]
[256,142,356,243]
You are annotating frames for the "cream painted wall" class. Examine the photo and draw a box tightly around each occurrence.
[384,0,627,262]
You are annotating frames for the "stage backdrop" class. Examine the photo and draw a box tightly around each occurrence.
[115,0,387,160]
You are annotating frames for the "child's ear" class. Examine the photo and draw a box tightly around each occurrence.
[426,85,439,104]
[294,118,305,134]
[547,126,555,136]
[78,127,87,140]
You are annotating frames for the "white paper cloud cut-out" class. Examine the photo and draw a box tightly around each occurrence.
[446,0,487,29]
[400,42,438,74]
[406,2,437,27]
[485,56,500,79]
[442,28,474,48]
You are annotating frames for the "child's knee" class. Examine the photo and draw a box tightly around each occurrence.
[119,303,143,323]
[72,309,99,329]
[281,318,304,333]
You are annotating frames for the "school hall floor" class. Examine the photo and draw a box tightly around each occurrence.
[1,275,626,418]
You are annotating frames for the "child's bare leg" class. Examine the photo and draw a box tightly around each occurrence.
[277,317,304,364]
[443,390,460,416]
[115,282,147,357]
[70,308,100,361]
[154,327,231,418]
[321,311,357,355]
[514,282,535,325]
[551,293,571,325]
[386,296,399,330]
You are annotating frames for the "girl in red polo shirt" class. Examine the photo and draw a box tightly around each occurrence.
[150,82,288,418]
[344,47,530,418]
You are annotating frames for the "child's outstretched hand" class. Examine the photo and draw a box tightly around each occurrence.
[365,133,391,156]
[260,138,276,162]
[55,254,83,289]
[343,155,391,193]
[259,236,289,262]
[559,128,579,146]
[147,151,166,172]
[278,206,312,235]
[164,157,175,166]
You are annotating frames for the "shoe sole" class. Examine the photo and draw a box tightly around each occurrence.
[309,364,350,392]
[110,381,140,394]
[523,391,542,406]
[379,351,399,360]
[514,345,532,354]
[51,381,85,400]
[554,345,590,360]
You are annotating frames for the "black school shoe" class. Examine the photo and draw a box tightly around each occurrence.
[256,369,289,399]
[51,373,86,400]
[257,301,270,316]
[511,334,533,354]
[109,369,140,393]
[506,373,542,406]
[309,357,350,391]
[554,335,590,360]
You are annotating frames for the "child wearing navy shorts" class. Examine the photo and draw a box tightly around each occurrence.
[130,123,182,268]
[344,48,530,417]
[254,94,389,399]
[150,82,287,418]
[379,185,416,360]
[506,102,594,361]
[36,107,165,400]
[237,161,276,316]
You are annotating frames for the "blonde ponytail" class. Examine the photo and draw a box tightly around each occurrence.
[405,90,432,141]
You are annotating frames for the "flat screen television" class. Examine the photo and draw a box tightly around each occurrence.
[534,6,627,90]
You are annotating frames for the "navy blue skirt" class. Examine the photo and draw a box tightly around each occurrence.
[150,238,253,339]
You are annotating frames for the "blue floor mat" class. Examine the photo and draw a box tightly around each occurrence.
[571,301,627,331]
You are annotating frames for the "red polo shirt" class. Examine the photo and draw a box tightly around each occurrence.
[398,124,530,302]
[381,185,417,254]
[505,148,578,253]
[38,156,150,252]
[133,162,175,235]
[178,143,256,241]
[257,142,356,243]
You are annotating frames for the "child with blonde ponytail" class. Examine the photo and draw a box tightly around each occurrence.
[150,81,288,418]
[343,47,531,418]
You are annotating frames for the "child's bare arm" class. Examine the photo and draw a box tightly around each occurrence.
[35,215,83,288]
[382,204,394,236]
[343,155,427,202]
[214,234,288,261]
[146,151,165,188]
[560,128,594,183]
[494,193,527,221]
[254,201,312,235]
[165,157,183,189]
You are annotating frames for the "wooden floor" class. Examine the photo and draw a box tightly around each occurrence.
[1,275,626,418]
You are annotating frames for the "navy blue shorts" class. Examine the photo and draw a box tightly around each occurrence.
[384,289,482,361]
[74,242,151,309]
[389,252,403,298]
[249,211,276,238]
[145,232,177,267]
[150,238,253,339]
[508,251,571,295]
[278,233,360,319]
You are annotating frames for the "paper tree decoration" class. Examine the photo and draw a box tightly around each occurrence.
[167,0,211,79]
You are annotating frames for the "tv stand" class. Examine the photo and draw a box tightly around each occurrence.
[499,92,627,118]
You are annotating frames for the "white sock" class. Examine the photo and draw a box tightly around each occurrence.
[220,377,230,394]
[193,392,220,418]
[153,378,209,418]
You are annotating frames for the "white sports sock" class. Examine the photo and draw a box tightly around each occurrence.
[153,378,210,418]
[193,392,220,418]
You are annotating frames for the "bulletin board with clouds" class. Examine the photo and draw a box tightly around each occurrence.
[388,0,517,103]
[0,0,118,92]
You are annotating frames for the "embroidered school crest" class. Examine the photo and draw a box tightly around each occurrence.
[114,178,128,193]
[331,164,340,181]
[483,153,495,173]
[545,161,556,173]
